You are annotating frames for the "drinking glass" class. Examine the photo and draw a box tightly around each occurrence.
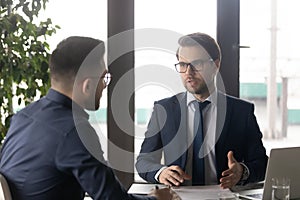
[272,177,290,200]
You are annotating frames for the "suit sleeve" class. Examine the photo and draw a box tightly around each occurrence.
[136,102,165,183]
[55,123,155,200]
[243,104,268,184]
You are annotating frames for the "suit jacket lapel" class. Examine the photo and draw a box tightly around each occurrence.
[166,92,188,169]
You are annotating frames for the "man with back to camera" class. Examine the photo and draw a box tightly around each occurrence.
[0,36,179,200]
[136,32,268,189]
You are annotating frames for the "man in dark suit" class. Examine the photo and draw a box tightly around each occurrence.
[136,32,268,189]
[0,36,177,200]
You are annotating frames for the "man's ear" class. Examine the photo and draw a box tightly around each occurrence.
[214,59,221,70]
[82,78,92,95]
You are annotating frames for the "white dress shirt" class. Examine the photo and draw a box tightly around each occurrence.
[185,91,218,185]
[155,91,218,185]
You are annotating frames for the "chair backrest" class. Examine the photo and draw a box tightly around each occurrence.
[0,173,12,200]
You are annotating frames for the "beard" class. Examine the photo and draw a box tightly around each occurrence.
[185,83,209,95]
[84,101,99,111]
[184,76,209,93]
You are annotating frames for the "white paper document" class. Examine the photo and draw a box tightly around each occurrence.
[128,183,236,200]
[128,183,159,194]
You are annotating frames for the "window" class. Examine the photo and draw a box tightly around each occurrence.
[240,0,300,154]
[41,0,108,158]
[134,0,217,182]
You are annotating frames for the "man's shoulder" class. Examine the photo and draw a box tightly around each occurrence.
[19,97,71,117]
[14,97,80,135]
[222,92,254,108]
[155,92,186,106]
[13,97,45,118]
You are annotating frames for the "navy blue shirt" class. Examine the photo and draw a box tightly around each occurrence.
[0,89,154,200]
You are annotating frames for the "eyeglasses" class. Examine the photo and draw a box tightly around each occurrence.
[174,58,213,73]
[88,72,112,86]
[101,72,112,86]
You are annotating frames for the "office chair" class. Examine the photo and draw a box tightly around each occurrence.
[0,173,12,200]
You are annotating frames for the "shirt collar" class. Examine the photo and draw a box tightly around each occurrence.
[46,88,89,119]
[186,90,217,106]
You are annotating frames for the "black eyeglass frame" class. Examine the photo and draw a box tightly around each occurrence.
[174,58,214,73]
[101,72,112,86]
[88,72,112,86]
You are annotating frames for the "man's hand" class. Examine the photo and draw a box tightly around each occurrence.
[148,187,182,200]
[220,151,243,189]
[158,165,191,186]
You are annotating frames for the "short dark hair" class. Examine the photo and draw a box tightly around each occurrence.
[49,36,105,84]
[176,32,221,61]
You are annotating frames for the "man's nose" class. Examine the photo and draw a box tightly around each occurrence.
[185,64,194,74]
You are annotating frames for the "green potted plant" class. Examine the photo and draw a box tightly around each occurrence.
[0,0,59,143]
